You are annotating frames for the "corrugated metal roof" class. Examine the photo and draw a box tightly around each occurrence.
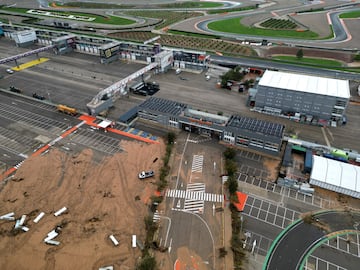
[310,155,360,199]
[259,70,350,99]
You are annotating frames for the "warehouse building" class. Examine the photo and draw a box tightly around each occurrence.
[254,70,350,123]
[137,97,285,155]
[310,155,360,199]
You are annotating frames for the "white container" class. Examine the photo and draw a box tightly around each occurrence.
[33,212,45,223]
[14,219,21,229]
[21,226,29,232]
[44,230,58,242]
[19,215,26,226]
[54,207,67,217]
[45,240,60,246]
[109,235,119,246]
[0,212,15,220]
[132,235,136,248]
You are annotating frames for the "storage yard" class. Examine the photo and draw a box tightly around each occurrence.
[0,141,165,270]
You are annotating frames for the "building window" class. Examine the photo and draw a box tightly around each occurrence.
[264,142,279,152]
[249,138,263,148]
[335,100,346,107]
[236,135,249,146]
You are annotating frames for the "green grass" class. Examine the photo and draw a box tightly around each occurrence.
[167,29,219,39]
[296,8,324,14]
[53,2,134,9]
[272,55,343,67]
[208,17,319,39]
[207,5,257,14]
[339,10,360,19]
[0,6,135,25]
[160,2,223,8]
[53,1,222,9]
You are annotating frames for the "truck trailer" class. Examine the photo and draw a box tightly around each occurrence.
[57,104,77,116]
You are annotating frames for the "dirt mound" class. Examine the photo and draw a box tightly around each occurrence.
[0,140,165,270]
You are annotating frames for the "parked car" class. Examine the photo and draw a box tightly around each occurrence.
[9,86,22,93]
[33,93,46,100]
[138,170,155,179]
[6,69,14,74]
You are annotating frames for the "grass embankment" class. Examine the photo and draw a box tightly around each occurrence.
[125,10,202,30]
[167,29,219,39]
[160,1,223,8]
[0,6,135,25]
[339,10,360,19]
[272,56,343,67]
[51,1,134,8]
[207,5,257,14]
[52,1,222,9]
[108,31,256,57]
[208,17,319,39]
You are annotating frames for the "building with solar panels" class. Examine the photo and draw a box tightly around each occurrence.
[137,97,285,155]
[223,115,284,154]
[137,97,188,128]
[254,70,350,123]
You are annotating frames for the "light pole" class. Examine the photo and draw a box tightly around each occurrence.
[240,215,244,235]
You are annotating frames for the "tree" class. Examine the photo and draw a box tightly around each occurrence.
[136,254,157,270]
[354,53,360,61]
[220,66,244,88]
[167,132,176,144]
[223,147,237,160]
[296,49,304,60]
[227,177,238,194]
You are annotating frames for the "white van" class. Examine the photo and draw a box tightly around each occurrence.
[175,68,181,75]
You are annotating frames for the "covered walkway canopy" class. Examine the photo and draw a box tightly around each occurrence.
[310,155,360,199]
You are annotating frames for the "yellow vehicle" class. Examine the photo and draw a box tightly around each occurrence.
[57,104,77,116]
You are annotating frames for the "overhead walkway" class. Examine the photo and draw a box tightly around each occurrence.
[0,44,54,65]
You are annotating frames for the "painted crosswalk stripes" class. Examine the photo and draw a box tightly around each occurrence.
[184,182,205,213]
[14,161,25,169]
[165,189,223,203]
[187,182,205,192]
[153,210,160,223]
[191,155,203,173]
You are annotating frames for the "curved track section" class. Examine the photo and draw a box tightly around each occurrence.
[195,6,360,45]
[263,210,360,270]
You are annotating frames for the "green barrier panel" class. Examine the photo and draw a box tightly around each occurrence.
[298,230,360,270]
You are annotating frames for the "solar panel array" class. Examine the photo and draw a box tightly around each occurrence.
[139,97,187,115]
[227,115,284,138]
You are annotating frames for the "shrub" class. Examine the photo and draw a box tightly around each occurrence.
[136,254,157,270]
[223,147,237,160]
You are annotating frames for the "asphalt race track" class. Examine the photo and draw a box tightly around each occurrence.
[264,210,360,270]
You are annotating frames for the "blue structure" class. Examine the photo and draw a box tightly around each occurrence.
[304,150,313,173]
[0,22,4,36]
[323,153,348,163]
